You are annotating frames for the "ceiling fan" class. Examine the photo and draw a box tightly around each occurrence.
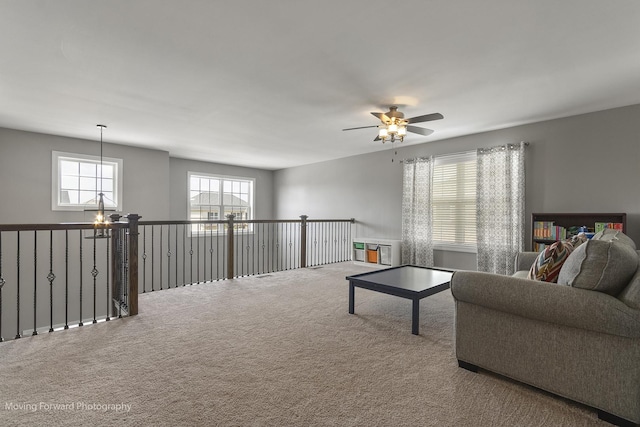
[343,106,443,143]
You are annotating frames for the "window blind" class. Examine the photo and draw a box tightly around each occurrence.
[432,152,477,246]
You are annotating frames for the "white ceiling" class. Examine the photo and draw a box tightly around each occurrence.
[1,1,640,170]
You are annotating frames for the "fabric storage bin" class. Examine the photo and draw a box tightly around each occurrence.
[354,249,365,262]
[366,245,379,263]
[379,245,392,265]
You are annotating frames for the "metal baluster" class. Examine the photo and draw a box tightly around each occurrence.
[284,223,288,270]
[340,223,347,261]
[176,224,179,286]
[159,225,163,290]
[244,225,249,276]
[259,224,264,274]
[167,224,171,289]
[65,231,69,329]
[151,226,155,292]
[79,230,83,327]
[275,223,279,271]
[91,229,98,324]
[202,224,207,283]
[48,230,55,332]
[142,226,146,293]
[196,227,206,283]
[321,223,325,265]
[190,226,194,284]
[326,222,330,264]
[340,222,344,261]
[311,222,320,265]
[183,225,186,285]
[123,228,129,314]
[221,221,226,279]
[325,222,329,264]
[0,232,4,342]
[240,225,244,277]
[251,223,254,275]
[348,221,353,261]
[106,227,110,321]
[15,231,21,339]
[197,226,201,283]
[32,231,37,336]
[288,223,292,270]
[118,229,123,318]
[209,224,213,282]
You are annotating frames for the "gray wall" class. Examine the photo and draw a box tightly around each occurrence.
[0,128,275,223]
[274,103,640,270]
[2,103,639,270]
[0,127,170,223]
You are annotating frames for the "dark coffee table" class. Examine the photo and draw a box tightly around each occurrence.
[346,265,453,335]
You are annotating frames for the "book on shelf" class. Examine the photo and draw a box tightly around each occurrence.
[533,242,548,252]
[594,222,624,233]
[533,221,566,240]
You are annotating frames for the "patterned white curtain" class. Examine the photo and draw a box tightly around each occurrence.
[401,157,434,267]
[476,142,526,274]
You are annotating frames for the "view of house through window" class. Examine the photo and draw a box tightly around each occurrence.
[189,172,254,233]
[432,152,477,251]
[52,151,122,211]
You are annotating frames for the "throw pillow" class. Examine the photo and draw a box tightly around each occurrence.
[591,228,636,249]
[558,239,638,295]
[528,240,575,283]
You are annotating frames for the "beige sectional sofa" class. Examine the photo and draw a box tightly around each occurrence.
[451,230,640,426]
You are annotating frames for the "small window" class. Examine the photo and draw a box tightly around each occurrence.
[188,172,254,233]
[52,151,123,211]
[432,152,477,252]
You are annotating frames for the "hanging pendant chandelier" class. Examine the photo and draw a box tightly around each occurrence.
[95,124,108,231]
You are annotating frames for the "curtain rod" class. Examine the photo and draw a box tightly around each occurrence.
[400,141,529,164]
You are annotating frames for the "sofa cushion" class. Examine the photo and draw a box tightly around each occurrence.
[528,240,575,282]
[618,264,640,309]
[558,240,638,295]
[592,228,636,249]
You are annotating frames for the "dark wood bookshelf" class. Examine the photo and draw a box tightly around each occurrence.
[531,213,627,251]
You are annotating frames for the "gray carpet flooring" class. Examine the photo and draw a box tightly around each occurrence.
[0,262,607,426]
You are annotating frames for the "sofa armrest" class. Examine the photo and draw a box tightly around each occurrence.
[514,251,538,272]
[451,270,640,338]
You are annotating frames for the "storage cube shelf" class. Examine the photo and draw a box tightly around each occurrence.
[352,238,401,267]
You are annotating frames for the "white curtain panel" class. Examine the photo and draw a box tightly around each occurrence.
[401,157,434,267]
[476,142,526,274]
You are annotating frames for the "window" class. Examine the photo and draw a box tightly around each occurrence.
[432,152,477,252]
[188,172,254,233]
[52,151,123,211]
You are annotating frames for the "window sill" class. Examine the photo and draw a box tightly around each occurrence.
[433,243,477,253]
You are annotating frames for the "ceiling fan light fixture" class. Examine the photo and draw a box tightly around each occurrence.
[343,106,443,144]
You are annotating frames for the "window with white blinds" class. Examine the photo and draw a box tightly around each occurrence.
[432,152,477,251]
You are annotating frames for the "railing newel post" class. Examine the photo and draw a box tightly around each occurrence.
[126,214,141,316]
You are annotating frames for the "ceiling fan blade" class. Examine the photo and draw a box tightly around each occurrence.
[406,126,434,136]
[406,113,444,124]
[371,112,390,123]
[342,125,379,131]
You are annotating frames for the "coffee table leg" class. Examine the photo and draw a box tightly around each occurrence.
[412,298,419,335]
[349,282,355,314]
